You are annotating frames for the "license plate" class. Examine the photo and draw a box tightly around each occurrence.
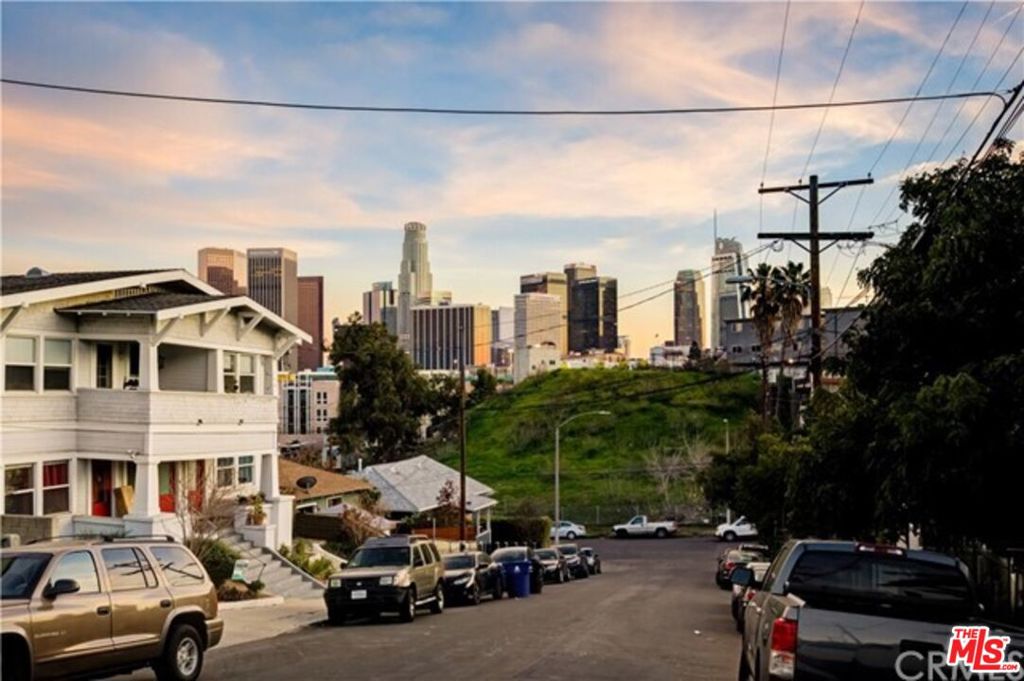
[350,589,367,600]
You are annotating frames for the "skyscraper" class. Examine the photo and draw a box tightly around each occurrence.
[514,293,563,351]
[674,269,705,348]
[710,238,744,351]
[297,276,324,371]
[197,248,247,295]
[491,306,514,367]
[410,303,491,370]
[247,247,299,370]
[397,222,433,351]
[362,281,398,336]
[564,262,597,352]
[571,277,618,352]
[519,272,568,354]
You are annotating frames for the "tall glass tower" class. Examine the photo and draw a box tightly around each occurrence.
[397,221,433,350]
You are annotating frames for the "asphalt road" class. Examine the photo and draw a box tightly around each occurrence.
[196,537,742,681]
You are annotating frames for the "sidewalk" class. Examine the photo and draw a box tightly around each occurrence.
[218,597,324,649]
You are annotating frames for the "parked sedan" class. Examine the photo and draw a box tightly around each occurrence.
[490,546,544,594]
[550,520,587,540]
[555,543,589,579]
[534,548,570,583]
[442,551,505,605]
[579,546,602,575]
[730,561,769,631]
[715,549,761,589]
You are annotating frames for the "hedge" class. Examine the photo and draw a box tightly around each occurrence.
[490,517,552,547]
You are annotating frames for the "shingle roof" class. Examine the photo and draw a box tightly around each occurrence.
[56,292,233,314]
[279,459,374,501]
[357,455,495,514]
[1,270,172,295]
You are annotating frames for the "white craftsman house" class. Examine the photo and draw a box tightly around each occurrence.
[0,268,311,550]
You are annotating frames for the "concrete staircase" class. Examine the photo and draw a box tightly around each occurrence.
[220,532,325,600]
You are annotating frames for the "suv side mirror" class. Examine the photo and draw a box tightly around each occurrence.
[44,578,81,600]
[730,567,754,588]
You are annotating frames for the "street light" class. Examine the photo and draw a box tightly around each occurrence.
[723,418,731,525]
[554,410,612,546]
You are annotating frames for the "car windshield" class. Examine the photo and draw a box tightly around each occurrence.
[535,549,558,559]
[1,553,51,600]
[491,549,527,563]
[558,545,578,555]
[348,547,410,568]
[443,555,474,570]
[580,549,593,556]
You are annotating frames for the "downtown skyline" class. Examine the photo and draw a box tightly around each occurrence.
[3,2,1022,356]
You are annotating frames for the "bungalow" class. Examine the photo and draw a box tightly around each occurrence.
[278,458,373,514]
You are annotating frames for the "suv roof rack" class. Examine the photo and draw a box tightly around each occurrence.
[26,533,177,545]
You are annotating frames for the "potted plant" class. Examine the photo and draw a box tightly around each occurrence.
[247,494,266,526]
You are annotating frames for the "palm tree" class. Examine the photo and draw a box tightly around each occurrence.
[740,263,780,420]
[774,262,810,421]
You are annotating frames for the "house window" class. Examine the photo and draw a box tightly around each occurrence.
[216,457,235,487]
[223,353,256,394]
[42,461,70,514]
[238,456,254,484]
[4,337,36,391]
[731,345,743,354]
[4,465,34,514]
[96,343,114,389]
[751,344,762,353]
[43,339,72,391]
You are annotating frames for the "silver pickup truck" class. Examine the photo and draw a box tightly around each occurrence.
[734,539,1024,681]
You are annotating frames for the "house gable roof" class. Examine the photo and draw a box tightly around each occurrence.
[56,293,234,313]
[1,270,175,295]
[279,459,374,501]
[357,455,495,515]
[1,269,221,308]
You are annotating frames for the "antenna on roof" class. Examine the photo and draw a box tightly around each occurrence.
[26,266,51,278]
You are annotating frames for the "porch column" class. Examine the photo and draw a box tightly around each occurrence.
[32,461,44,516]
[209,349,224,393]
[260,453,279,499]
[138,342,160,391]
[128,458,161,517]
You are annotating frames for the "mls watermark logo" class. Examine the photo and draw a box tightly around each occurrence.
[946,626,1021,676]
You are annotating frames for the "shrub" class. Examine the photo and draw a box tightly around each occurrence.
[281,540,335,581]
[491,517,552,547]
[194,539,239,588]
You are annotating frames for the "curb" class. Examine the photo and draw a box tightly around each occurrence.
[219,595,285,610]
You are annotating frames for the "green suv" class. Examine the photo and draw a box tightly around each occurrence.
[1,536,223,681]
[324,535,444,624]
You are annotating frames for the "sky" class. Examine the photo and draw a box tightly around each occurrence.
[2,1,1022,356]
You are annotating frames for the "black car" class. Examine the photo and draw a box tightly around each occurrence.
[490,546,544,595]
[579,546,602,575]
[715,549,762,589]
[441,551,504,605]
[533,547,570,583]
[555,543,589,579]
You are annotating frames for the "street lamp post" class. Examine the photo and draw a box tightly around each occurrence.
[554,410,612,546]
[723,418,731,525]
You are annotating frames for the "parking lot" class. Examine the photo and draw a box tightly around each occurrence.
[185,537,740,680]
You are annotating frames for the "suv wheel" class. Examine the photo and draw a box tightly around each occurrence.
[399,587,417,623]
[154,624,204,681]
[615,529,627,538]
[566,531,577,540]
[724,531,737,542]
[655,528,668,539]
[468,583,481,606]
[430,583,445,614]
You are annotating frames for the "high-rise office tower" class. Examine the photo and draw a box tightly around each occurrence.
[564,262,598,352]
[397,222,433,351]
[674,269,706,348]
[362,281,398,336]
[514,293,563,351]
[710,237,744,351]
[297,276,324,371]
[410,303,492,370]
[491,306,514,367]
[520,272,568,354]
[572,277,618,352]
[247,247,299,370]
[197,248,247,295]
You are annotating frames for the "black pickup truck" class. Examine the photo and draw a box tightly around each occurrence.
[734,540,1024,681]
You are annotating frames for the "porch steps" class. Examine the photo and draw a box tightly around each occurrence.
[220,532,325,601]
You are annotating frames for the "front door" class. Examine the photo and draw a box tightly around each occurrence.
[188,460,205,511]
[158,463,176,513]
[92,461,112,517]
[32,550,114,675]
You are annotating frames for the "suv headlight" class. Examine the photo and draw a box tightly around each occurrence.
[379,575,394,586]
[329,578,342,588]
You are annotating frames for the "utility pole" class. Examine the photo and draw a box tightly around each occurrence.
[458,324,467,547]
[758,174,874,391]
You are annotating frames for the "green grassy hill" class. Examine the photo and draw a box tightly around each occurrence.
[437,368,758,524]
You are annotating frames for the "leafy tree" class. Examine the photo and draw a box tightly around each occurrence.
[471,368,497,405]
[740,262,780,419]
[329,313,432,463]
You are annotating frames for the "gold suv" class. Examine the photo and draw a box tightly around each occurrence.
[1,536,223,681]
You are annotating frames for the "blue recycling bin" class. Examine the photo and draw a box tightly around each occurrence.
[505,560,532,598]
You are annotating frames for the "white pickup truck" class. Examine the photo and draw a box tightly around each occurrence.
[612,515,678,538]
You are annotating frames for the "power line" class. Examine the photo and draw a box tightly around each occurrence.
[759,0,793,233]
[0,77,1006,117]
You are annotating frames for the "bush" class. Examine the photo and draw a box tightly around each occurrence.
[194,539,239,588]
[280,540,335,581]
[491,517,552,547]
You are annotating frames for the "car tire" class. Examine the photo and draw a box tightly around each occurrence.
[153,624,204,681]
[399,587,417,623]
[492,578,504,600]
[655,528,668,539]
[2,639,30,681]
[724,531,737,542]
[737,651,752,681]
[469,583,481,606]
[615,529,627,538]
[567,531,577,540]
[430,584,445,614]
